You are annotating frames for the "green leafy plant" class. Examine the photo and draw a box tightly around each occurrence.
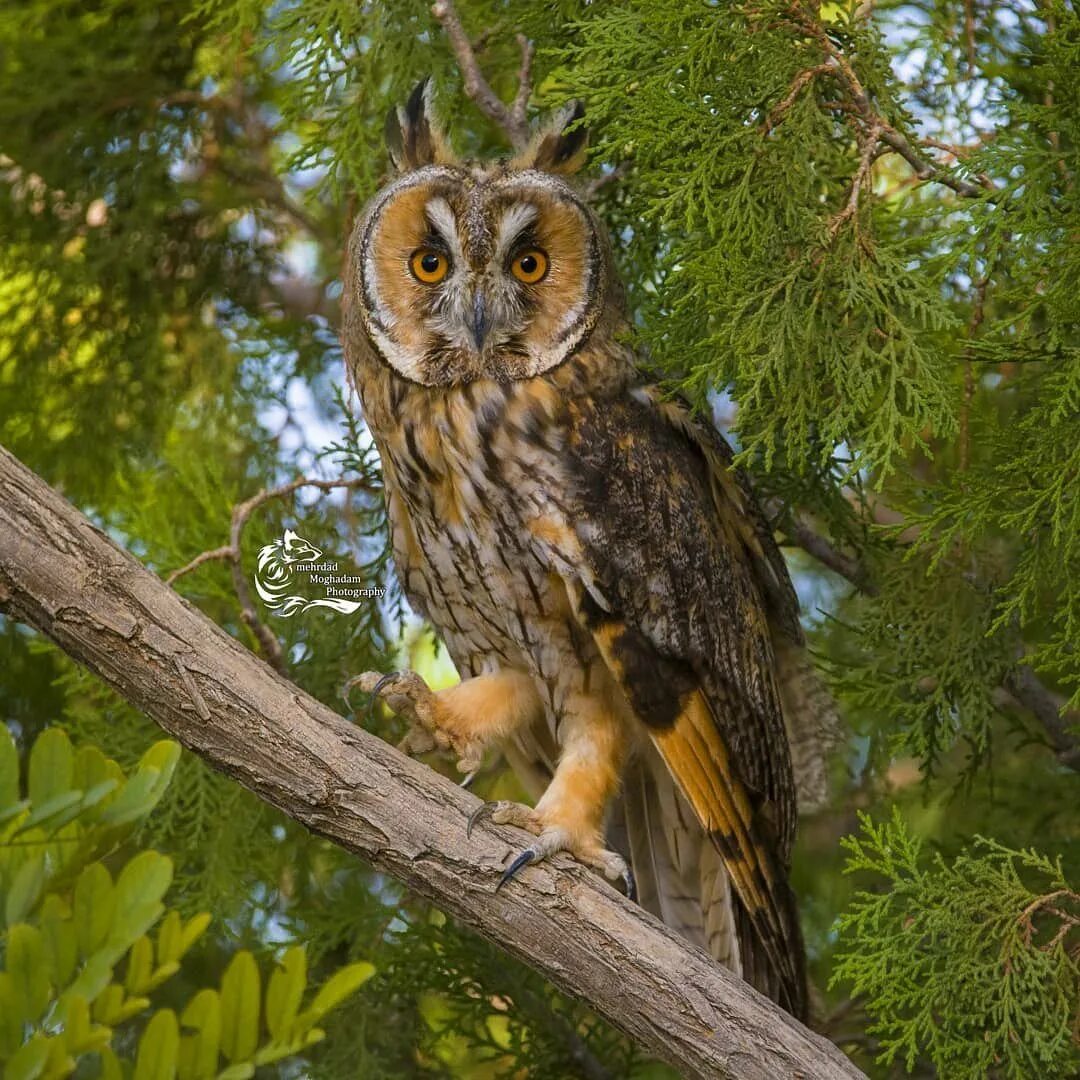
[833,809,1080,1078]
[0,726,374,1079]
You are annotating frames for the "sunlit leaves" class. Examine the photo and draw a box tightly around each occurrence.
[0,728,374,1077]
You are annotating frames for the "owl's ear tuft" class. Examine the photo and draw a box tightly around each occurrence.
[514,100,589,176]
[385,78,452,173]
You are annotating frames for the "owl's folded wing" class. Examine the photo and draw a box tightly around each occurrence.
[545,388,806,1016]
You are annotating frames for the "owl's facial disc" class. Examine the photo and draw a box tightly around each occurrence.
[357,168,606,386]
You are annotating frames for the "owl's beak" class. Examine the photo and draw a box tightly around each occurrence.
[468,290,491,352]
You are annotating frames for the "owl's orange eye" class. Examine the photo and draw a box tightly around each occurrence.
[510,248,548,284]
[410,249,449,284]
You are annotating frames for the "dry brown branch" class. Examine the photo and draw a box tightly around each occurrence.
[431,0,532,149]
[165,475,374,671]
[0,442,865,1080]
[165,546,233,586]
[510,33,535,137]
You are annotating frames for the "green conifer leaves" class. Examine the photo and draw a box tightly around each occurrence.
[833,811,1080,1078]
[0,728,373,1080]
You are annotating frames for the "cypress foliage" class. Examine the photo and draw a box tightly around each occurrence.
[1,1,1077,1075]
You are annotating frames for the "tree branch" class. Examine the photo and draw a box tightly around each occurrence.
[432,0,532,150]
[1003,666,1080,773]
[769,500,1080,772]
[767,501,879,597]
[0,444,863,1079]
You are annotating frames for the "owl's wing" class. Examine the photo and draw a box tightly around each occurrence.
[545,386,806,1016]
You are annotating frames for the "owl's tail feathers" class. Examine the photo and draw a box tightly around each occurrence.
[612,749,741,973]
[616,750,807,1015]
[615,742,807,1020]
[773,636,843,815]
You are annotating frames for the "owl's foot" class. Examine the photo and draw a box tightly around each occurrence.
[466,801,636,902]
[345,670,487,775]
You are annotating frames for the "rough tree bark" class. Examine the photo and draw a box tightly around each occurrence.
[0,443,864,1080]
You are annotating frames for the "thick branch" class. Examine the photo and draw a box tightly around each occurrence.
[0,443,863,1080]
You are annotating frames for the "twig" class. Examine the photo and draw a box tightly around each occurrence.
[827,120,882,242]
[510,33,535,139]
[766,500,879,596]
[431,1,532,150]
[785,3,990,200]
[166,546,233,586]
[584,161,631,199]
[763,64,834,134]
[165,476,374,672]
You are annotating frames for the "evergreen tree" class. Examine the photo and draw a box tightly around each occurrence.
[1,0,1077,1075]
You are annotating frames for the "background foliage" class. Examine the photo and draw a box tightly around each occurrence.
[0,727,372,1078]
[1,0,1077,1076]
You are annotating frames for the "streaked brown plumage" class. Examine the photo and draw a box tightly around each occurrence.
[343,80,837,1020]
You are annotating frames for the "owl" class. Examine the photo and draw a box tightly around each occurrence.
[343,80,835,1020]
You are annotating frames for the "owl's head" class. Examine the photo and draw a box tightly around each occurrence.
[350,80,614,387]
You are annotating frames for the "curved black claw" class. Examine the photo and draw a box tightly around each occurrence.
[495,849,536,893]
[623,865,637,903]
[367,670,401,721]
[466,801,495,840]
[340,675,365,713]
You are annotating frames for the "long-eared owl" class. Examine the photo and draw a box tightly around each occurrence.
[343,80,836,1020]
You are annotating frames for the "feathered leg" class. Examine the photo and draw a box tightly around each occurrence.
[348,668,541,775]
[469,689,635,898]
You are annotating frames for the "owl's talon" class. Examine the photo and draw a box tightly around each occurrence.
[360,670,493,775]
[348,669,433,728]
[367,670,405,721]
[496,849,536,892]
[370,670,403,700]
[340,673,371,714]
[470,804,636,901]
[466,802,490,838]
[468,803,494,833]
